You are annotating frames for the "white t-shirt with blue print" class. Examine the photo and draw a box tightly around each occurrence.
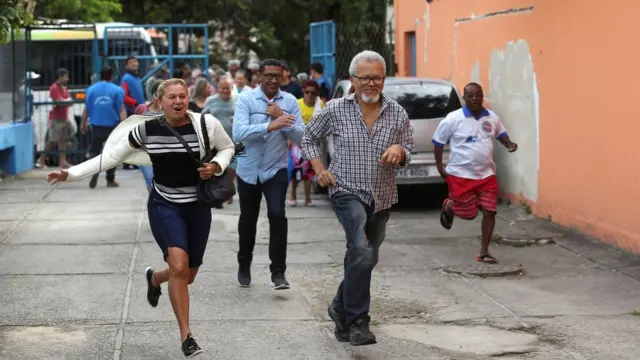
[432,107,507,180]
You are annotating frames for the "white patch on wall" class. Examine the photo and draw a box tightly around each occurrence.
[470,60,481,84]
[486,39,539,201]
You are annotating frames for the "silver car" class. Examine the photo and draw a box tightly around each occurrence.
[319,77,462,188]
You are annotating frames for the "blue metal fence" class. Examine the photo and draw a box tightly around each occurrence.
[309,21,336,90]
[103,24,209,86]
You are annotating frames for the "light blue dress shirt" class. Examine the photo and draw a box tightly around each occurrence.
[233,86,305,185]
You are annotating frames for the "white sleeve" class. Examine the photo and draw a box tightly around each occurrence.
[206,115,235,176]
[66,136,135,181]
[495,116,508,139]
[432,115,455,146]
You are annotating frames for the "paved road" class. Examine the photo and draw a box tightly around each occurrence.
[1,169,640,359]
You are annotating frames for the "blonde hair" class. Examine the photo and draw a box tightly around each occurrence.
[156,78,188,99]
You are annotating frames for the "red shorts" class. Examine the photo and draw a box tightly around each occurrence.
[446,175,498,219]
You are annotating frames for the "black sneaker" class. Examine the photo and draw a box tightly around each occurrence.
[237,264,251,287]
[181,333,203,357]
[350,318,376,346]
[145,267,161,307]
[327,305,349,342]
[270,273,290,290]
[89,173,98,189]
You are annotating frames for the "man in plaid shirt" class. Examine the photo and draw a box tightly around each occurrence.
[302,50,414,346]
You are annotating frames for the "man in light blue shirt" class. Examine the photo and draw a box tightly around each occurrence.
[233,59,304,290]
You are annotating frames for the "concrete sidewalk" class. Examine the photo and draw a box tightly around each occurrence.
[1,168,639,359]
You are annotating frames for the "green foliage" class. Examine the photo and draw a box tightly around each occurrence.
[34,0,123,22]
[0,1,34,44]
[117,0,391,73]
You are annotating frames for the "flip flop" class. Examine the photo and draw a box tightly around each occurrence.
[440,199,454,230]
[476,254,498,264]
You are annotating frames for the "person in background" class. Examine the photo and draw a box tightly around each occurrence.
[121,55,145,170]
[227,59,241,80]
[81,66,127,189]
[249,74,260,88]
[310,62,332,103]
[145,65,168,100]
[135,79,164,192]
[188,78,211,112]
[232,59,304,290]
[37,68,73,169]
[121,55,145,117]
[233,69,252,95]
[203,76,237,204]
[280,61,303,99]
[297,72,309,83]
[433,82,518,264]
[288,80,323,207]
[135,80,164,116]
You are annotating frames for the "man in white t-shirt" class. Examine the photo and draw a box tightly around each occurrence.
[432,82,518,264]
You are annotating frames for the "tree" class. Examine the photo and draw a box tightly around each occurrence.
[115,0,391,74]
[0,0,34,44]
[33,0,123,22]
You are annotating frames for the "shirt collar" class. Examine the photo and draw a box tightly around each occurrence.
[253,86,284,102]
[462,106,490,119]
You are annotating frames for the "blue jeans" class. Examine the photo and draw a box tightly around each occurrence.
[139,166,154,191]
[330,191,390,326]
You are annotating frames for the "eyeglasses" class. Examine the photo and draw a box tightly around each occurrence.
[262,73,283,82]
[352,75,385,85]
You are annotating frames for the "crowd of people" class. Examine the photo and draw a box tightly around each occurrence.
[44,49,517,358]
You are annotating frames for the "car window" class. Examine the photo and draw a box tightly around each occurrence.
[383,83,462,119]
[333,86,344,99]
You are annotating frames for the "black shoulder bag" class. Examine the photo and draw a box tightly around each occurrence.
[159,113,236,208]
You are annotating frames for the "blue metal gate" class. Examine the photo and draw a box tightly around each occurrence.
[309,21,336,90]
[103,24,209,92]
[25,24,100,166]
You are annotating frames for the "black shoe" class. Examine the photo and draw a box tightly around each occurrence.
[89,174,98,189]
[145,267,162,307]
[327,305,349,342]
[181,333,203,357]
[237,264,251,287]
[270,272,290,290]
[350,318,376,346]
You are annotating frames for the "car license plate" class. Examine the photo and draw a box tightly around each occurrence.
[397,165,430,178]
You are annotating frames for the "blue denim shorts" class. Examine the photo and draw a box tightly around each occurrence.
[147,190,212,268]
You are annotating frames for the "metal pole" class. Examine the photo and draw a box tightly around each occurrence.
[11,26,16,123]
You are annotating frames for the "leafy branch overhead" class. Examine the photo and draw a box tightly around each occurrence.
[0,0,34,44]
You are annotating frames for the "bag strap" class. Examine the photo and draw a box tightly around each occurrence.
[158,116,201,168]
[200,112,210,152]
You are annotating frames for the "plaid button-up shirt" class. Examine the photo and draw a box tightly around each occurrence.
[302,93,414,213]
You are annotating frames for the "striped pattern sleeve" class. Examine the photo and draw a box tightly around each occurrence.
[128,123,146,148]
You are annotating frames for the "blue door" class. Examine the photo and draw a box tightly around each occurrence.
[309,21,336,91]
[409,32,416,76]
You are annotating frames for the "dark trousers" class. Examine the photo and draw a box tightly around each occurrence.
[237,168,289,274]
[330,191,390,326]
[89,125,117,182]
